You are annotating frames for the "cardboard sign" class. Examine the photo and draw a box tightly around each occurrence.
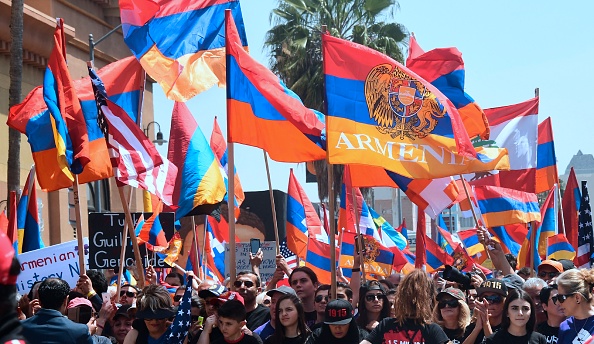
[16,238,89,295]
[225,241,278,284]
[88,212,175,269]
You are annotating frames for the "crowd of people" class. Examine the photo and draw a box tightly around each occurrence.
[1,227,594,344]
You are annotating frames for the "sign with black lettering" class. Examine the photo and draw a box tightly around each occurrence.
[88,212,175,269]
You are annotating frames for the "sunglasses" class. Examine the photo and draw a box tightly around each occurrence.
[538,271,560,279]
[174,295,183,302]
[234,280,255,288]
[120,291,136,298]
[438,300,460,309]
[365,293,384,302]
[552,292,577,304]
[478,295,504,304]
[263,299,271,305]
[315,295,330,303]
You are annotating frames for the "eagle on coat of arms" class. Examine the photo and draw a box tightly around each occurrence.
[364,63,446,140]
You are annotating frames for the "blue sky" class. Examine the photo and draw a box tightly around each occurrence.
[154,1,594,202]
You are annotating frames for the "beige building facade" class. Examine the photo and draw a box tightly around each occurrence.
[0,0,154,245]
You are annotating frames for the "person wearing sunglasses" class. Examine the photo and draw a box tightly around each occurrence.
[536,261,563,284]
[312,284,331,329]
[119,284,139,307]
[485,289,546,344]
[235,271,270,331]
[464,279,508,344]
[356,281,391,332]
[124,284,177,343]
[536,284,566,344]
[361,269,450,344]
[555,269,594,344]
[433,287,471,344]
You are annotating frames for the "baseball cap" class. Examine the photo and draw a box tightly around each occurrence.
[437,287,465,301]
[0,231,17,285]
[558,259,576,271]
[477,279,508,297]
[502,274,525,290]
[214,291,244,305]
[266,285,297,297]
[68,297,93,309]
[198,284,226,299]
[113,304,133,320]
[324,299,353,325]
[538,260,563,273]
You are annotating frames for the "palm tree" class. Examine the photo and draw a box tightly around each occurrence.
[7,0,24,205]
[265,0,408,201]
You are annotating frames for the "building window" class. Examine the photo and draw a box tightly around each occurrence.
[87,180,111,212]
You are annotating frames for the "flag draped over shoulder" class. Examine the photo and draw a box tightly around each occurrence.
[286,169,322,260]
[562,168,580,252]
[119,0,248,102]
[167,102,226,217]
[536,117,559,194]
[43,18,90,176]
[323,34,508,179]
[17,167,44,254]
[406,35,490,140]
[8,57,144,191]
[225,11,326,162]
[90,67,177,206]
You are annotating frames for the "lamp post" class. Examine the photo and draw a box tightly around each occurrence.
[89,24,122,63]
[144,121,168,146]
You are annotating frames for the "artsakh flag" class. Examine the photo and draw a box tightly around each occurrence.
[323,33,508,179]
[120,0,248,102]
[226,11,326,162]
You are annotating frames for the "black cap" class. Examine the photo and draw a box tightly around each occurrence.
[324,299,353,325]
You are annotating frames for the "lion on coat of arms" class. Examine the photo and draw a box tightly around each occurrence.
[364,63,446,139]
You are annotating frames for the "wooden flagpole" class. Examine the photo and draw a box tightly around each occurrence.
[263,151,280,254]
[191,216,202,279]
[459,175,491,260]
[351,186,367,283]
[202,215,208,279]
[118,187,145,287]
[115,191,133,303]
[72,175,86,276]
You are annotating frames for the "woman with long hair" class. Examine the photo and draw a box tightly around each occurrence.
[264,294,310,344]
[356,280,392,331]
[555,269,594,344]
[123,284,176,344]
[433,287,472,343]
[485,289,546,344]
[305,299,367,344]
[361,269,450,344]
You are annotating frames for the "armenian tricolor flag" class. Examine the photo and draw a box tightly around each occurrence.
[561,167,580,252]
[546,234,576,261]
[473,185,540,227]
[535,118,559,194]
[307,237,339,284]
[17,167,44,254]
[536,186,558,257]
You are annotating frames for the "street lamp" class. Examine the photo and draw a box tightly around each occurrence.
[144,121,168,146]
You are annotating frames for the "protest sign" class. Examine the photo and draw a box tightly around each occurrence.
[16,238,89,295]
[225,241,278,283]
[88,212,175,269]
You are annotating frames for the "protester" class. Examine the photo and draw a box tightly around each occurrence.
[165,272,184,287]
[555,269,594,344]
[361,269,449,344]
[254,286,297,341]
[536,284,565,344]
[22,278,93,343]
[67,297,112,344]
[198,298,259,344]
[305,299,368,344]
[198,284,227,318]
[264,294,310,344]
[235,271,270,330]
[517,268,533,281]
[288,267,319,328]
[173,285,186,307]
[119,284,139,306]
[0,231,27,343]
[523,278,548,325]
[485,289,546,344]
[124,284,176,343]
[356,280,391,332]
[463,279,508,344]
[536,261,563,284]
[433,287,471,344]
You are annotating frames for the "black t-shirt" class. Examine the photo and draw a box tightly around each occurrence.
[535,322,559,344]
[442,326,467,344]
[264,333,307,344]
[189,327,263,344]
[246,305,271,331]
[305,311,317,329]
[465,322,503,344]
[211,332,261,344]
[485,330,547,344]
[365,318,450,344]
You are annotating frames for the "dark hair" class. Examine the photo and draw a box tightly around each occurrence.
[356,280,391,329]
[0,257,21,315]
[517,267,533,277]
[27,281,42,300]
[289,266,318,285]
[319,320,360,341]
[39,278,70,310]
[87,269,108,294]
[269,294,310,344]
[315,284,331,296]
[379,279,395,290]
[505,254,518,270]
[337,282,353,300]
[539,284,558,306]
[217,299,246,322]
[165,272,184,286]
[68,291,85,302]
[122,284,140,293]
[237,270,261,288]
[502,289,537,332]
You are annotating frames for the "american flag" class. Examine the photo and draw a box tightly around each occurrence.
[90,66,177,206]
[280,238,298,269]
[167,276,193,343]
[577,181,594,269]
